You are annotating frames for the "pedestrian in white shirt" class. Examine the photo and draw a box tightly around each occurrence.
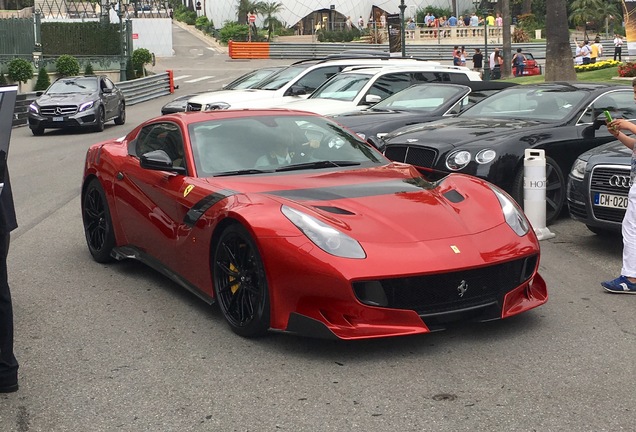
[614,34,624,61]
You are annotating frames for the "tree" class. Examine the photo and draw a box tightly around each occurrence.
[569,0,604,38]
[236,0,263,24]
[7,58,33,91]
[501,0,512,78]
[34,67,51,92]
[132,48,153,77]
[596,1,621,38]
[545,0,576,81]
[259,1,284,41]
[55,55,80,77]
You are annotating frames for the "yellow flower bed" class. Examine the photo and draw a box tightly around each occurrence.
[575,59,621,73]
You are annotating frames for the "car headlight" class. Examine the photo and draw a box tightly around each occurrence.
[569,158,587,180]
[281,205,366,259]
[446,150,471,171]
[204,102,231,110]
[79,101,95,112]
[488,185,530,236]
[28,103,39,114]
[475,149,496,164]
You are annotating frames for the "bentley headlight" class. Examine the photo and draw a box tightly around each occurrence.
[475,149,496,164]
[489,185,530,236]
[446,150,471,171]
[79,101,95,112]
[570,158,587,180]
[281,205,366,259]
[204,102,231,111]
[28,103,39,114]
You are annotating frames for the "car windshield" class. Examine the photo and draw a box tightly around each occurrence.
[308,73,373,101]
[459,86,588,121]
[189,115,386,177]
[47,78,98,94]
[371,84,467,111]
[224,66,284,90]
[250,65,309,90]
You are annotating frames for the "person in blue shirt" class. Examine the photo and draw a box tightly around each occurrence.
[448,15,458,26]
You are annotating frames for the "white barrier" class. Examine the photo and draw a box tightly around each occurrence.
[523,149,555,240]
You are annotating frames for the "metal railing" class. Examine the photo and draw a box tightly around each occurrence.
[116,72,172,105]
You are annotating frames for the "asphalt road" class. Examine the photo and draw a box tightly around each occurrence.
[1,23,635,432]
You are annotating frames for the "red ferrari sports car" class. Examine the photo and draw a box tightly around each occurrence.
[81,109,547,340]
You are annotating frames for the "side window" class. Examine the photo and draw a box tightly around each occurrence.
[99,78,108,92]
[103,78,115,90]
[292,66,342,93]
[368,73,412,100]
[579,91,635,124]
[134,122,186,169]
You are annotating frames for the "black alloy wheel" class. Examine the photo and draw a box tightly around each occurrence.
[114,102,126,125]
[512,156,565,226]
[82,178,115,263]
[213,224,270,337]
[94,106,105,132]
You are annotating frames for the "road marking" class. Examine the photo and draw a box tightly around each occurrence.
[185,76,215,83]
[173,75,192,81]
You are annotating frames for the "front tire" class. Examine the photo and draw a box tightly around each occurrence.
[82,178,116,263]
[94,106,105,132]
[512,156,565,226]
[213,224,270,337]
[30,125,44,136]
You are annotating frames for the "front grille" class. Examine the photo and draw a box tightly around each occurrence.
[354,255,538,316]
[40,105,78,116]
[590,165,630,223]
[385,145,437,168]
[186,102,202,112]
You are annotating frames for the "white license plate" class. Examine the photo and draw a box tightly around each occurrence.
[594,192,628,209]
[53,116,63,122]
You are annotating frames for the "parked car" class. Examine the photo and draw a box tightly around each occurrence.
[160,66,285,115]
[332,81,517,144]
[185,56,442,112]
[567,140,630,234]
[381,82,636,225]
[81,109,546,340]
[277,64,481,116]
[28,75,125,135]
[513,52,541,76]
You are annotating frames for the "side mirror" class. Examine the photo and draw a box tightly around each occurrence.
[287,85,307,96]
[140,150,186,174]
[102,87,113,94]
[36,91,44,97]
[363,94,382,105]
[366,136,386,152]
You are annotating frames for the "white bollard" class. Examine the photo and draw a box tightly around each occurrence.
[523,149,555,240]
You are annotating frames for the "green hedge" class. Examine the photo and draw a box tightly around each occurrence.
[42,22,121,55]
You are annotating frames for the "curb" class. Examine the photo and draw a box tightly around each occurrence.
[172,20,228,54]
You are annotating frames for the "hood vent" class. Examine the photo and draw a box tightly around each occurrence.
[443,189,464,203]
[313,205,355,215]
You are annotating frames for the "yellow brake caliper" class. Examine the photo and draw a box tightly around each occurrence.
[229,263,240,294]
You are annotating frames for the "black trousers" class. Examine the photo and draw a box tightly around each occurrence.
[0,232,17,380]
[614,47,622,61]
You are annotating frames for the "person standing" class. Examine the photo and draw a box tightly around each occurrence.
[472,48,483,78]
[614,34,624,61]
[495,12,502,26]
[602,77,636,293]
[590,37,602,63]
[512,48,526,77]
[357,15,364,29]
[0,168,18,393]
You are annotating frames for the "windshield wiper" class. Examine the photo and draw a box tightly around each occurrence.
[275,160,360,172]
[213,168,274,177]
[66,81,87,89]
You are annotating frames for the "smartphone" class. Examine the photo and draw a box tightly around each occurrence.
[604,110,613,122]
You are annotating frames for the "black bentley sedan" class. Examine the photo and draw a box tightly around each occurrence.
[382,82,636,224]
[567,140,631,234]
[332,81,517,146]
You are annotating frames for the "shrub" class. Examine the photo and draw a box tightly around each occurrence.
[616,61,636,77]
[34,67,51,91]
[84,63,94,75]
[219,22,250,43]
[7,58,34,84]
[512,28,530,43]
[56,55,80,77]
[132,48,153,77]
[195,16,209,30]
[0,71,7,86]
[174,5,197,25]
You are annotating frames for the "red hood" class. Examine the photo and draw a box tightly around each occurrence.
[203,164,507,243]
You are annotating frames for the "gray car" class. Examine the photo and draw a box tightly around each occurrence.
[28,75,125,135]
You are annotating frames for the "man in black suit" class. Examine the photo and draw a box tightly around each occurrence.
[0,168,18,393]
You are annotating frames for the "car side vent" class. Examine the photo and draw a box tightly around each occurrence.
[443,190,464,203]
[314,205,355,215]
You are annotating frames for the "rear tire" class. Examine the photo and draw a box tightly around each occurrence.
[511,156,565,226]
[114,102,126,125]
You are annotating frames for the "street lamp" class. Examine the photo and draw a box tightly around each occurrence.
[474,0,497,81]
[399,0,406,57]
[112,0,129,81]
